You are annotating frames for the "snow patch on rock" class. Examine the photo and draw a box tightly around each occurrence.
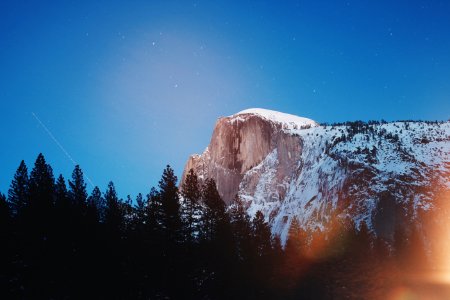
[234,108,319,132]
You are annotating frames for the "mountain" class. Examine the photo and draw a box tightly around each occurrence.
[182,108,450,243]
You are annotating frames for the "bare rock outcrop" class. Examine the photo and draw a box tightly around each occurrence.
[181,109,316,204]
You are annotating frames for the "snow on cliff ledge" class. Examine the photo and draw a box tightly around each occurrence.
[233,108,319,132]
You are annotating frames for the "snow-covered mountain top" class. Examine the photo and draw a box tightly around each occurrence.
[233,108,319,131]
[185,107,450,245]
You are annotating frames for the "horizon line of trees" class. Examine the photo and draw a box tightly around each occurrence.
[0,153,435,299]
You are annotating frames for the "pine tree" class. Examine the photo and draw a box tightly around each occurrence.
[55,174,68,200]
[54,174,71,233]
[181,169,202,243]
[229,195,252,262]
[87,186,103,224]
[285,218,307,259]
[104,181,123,233]
[271,235,284,285]
[252,210,272,258]
[25,154,56,297]
[158,165,181,243]
[29,153,55,221]
[7,160,29,216]
[131,193,146,246]
[101,182,126,297]
[157,166,184,298]
[84,186,104,296]
[67,165,89,272]
[198,179,234,299]
[54,174,70,212]
[146,187,162,235]
[143,185,165,295]
[133,193,145,228]
[122,195,134,231]
[272,235,283,258]
[52,174,72,293]
[201,178,226,242]
[68,165,88,210]
[250,210,274,297]
[283,218,308,292]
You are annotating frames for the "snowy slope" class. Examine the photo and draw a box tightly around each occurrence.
[243,120,450,243]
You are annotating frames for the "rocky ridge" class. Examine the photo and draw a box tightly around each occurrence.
[182,108,450,243]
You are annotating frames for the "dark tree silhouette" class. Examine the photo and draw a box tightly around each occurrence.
[18,154,56,298]
[229,195,253,262]
[181,168,202,243]
[145,187,162,236]
[68,165,88,210]
[7,160,29,216]
[285,218,307,260]
[55,175,69,207]
[252,210,272,258]
[28,154,55,225]
[158,165,182,243]
[0,154,439,299]
[54,174,70,235]
[283,217,308,291]
[87,186,103,224]
[157,165,183,297]
[54,174,71,229]
[250,210,275,298]
[201,178,226,241]
[104,181,123,233]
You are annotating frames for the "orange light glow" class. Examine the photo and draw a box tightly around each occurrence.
[388,286,420,300]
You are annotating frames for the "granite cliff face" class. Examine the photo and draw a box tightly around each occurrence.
[182,108,450,243]
[182,109,317,204]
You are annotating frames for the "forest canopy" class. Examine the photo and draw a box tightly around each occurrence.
[0,153,443,299]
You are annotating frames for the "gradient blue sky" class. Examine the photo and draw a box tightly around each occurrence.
[1,0,449,197]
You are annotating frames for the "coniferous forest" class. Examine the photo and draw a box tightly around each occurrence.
[0,153,448,299]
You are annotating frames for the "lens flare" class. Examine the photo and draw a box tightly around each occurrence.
[387,286,417,300]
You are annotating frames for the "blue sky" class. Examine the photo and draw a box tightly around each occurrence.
[1,0,449,197]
